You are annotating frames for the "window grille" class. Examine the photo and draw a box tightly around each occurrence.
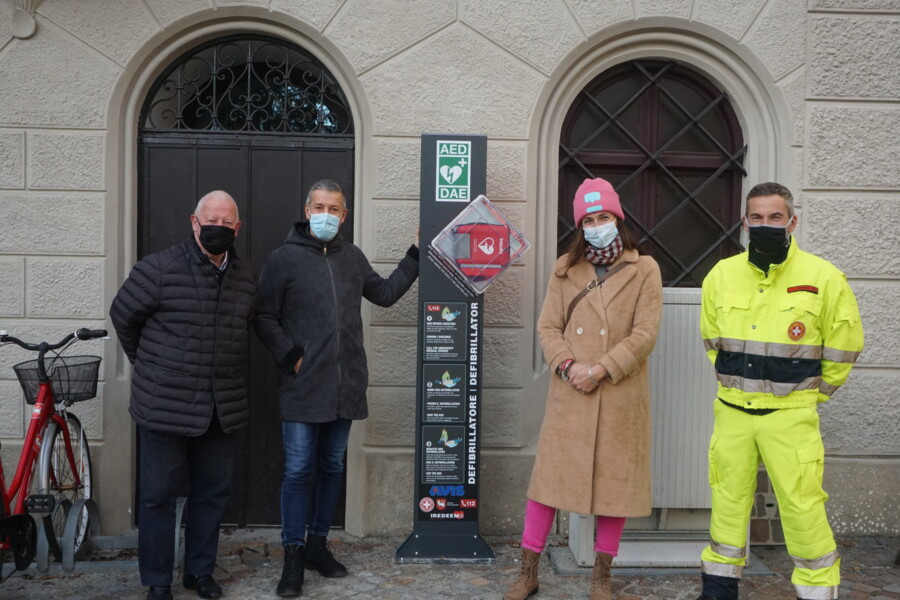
[559,60,746,286]
[141,36,353,134]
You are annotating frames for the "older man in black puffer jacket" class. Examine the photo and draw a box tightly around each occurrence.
[110,190,256,600]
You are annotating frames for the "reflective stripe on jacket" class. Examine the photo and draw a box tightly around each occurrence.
[700,238,863,409]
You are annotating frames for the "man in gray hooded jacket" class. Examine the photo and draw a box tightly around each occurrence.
[254,179,418,597]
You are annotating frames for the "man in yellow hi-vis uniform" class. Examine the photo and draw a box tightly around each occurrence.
[697,182,864,600]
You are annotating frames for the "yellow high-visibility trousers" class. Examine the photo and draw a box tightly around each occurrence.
[700,401,840,600]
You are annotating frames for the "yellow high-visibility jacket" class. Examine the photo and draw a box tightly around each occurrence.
[701,238,864,409]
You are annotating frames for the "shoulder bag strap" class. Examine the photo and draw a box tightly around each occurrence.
[564,261,630,325]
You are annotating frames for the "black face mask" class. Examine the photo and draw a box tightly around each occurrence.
[748,225,790,255]
[198,225,235,255]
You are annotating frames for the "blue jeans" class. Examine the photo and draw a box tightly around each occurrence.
[281,418,352,546]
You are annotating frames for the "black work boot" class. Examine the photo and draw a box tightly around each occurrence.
[697,572,740,600]
[303,534,348,577]
[276,544,304,597]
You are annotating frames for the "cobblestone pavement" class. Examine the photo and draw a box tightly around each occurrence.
[2,532,897,600]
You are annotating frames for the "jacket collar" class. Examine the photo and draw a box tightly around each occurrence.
[185,236,240,270]
[568,248,638,286]
[744,235,798,275]
[569,248,640,309]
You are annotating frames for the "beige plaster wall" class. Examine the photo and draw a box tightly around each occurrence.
[0,0,896,538]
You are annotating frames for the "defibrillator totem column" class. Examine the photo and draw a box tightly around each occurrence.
[396,134,494,562]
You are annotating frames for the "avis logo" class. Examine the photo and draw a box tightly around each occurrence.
[429,485,465,497]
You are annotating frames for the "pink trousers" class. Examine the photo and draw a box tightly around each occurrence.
[521,499,626,556]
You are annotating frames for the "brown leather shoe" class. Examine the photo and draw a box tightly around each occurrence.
[590,552,613,600]
[503,548,540,600]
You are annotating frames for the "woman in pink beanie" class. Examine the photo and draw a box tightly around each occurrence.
[504,178,663,600]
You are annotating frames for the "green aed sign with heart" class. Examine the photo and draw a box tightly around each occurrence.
[436,140,471,202]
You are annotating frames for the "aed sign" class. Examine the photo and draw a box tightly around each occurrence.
[436,140,471,202]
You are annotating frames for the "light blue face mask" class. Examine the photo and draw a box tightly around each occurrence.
[583,222,618,249]
[309,212,341,241]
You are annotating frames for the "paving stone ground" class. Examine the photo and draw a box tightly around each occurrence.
[1,532,897,599]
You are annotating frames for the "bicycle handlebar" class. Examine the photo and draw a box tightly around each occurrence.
[0,328,109,351]
[75,328,108,341]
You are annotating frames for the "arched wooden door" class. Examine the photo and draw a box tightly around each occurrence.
[138,35,355,526]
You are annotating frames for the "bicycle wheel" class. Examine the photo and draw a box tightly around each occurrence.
[36,414,92,552]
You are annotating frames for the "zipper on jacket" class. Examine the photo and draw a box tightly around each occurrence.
[211,264,222,427]
[324,248,341,413]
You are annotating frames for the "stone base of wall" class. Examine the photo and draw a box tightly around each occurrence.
[750,466,782,545]
[749,457,900,545]
[351,448,535,537]
[823,457,900,537]
[353,451,900,538]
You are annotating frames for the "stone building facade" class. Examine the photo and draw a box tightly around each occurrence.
[0,0,897,540]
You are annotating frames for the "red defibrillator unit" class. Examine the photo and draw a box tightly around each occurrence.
[430,195,530,295]
[453,223,510,279]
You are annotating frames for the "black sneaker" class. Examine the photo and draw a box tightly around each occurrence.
[276,544,304,597]
[303,534,348,578]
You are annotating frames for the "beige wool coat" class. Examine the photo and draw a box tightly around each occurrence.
[527,248,663,516]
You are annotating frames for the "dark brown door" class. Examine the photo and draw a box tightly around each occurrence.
[138,131,354,526]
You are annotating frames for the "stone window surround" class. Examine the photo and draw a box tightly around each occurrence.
[530,29,796,330]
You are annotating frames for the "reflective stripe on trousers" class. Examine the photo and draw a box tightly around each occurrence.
[792,549,839,571]
[699,401,840,594]
[795,583,840,599]
[700,559,742,579]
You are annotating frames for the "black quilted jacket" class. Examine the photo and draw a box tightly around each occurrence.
[109,238,256,435]
[254,221,418,423]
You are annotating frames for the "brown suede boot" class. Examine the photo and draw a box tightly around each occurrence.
[503,548,540,600]
[590,552,613,600]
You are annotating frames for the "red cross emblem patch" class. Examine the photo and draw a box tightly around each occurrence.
[788,321,806,341]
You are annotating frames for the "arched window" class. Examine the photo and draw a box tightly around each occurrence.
[559,60,746,286]
[142,35,353,134]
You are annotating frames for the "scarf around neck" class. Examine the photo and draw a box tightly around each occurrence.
[584,235,623,266]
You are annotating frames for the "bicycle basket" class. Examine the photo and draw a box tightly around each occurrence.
[13,355,101,405]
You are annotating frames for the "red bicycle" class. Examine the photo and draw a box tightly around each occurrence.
[0,328,106,582]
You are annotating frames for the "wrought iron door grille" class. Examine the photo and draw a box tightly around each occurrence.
[141,36,353,134]
[559,60,746,286]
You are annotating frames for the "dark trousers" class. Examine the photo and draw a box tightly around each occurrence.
[138,420,236,586]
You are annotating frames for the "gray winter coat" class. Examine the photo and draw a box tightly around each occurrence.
[254,221,418,423]
[109,238,257,435]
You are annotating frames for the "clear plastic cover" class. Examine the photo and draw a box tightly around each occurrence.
[429,195,531,295]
